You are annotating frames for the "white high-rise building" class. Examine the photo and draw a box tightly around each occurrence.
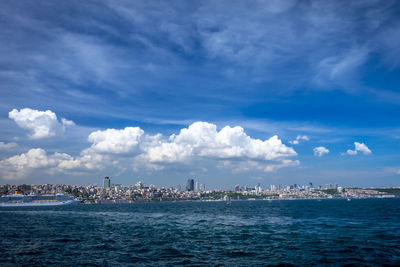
[103,177,111,189]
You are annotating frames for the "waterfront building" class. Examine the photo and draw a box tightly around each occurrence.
[201,184,206,191]
[136,181,144,189]
[255,183,262,195]
[103,177,111,189]
[186,179,194,191]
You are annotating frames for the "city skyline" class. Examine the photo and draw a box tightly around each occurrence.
[1,1,400,188]
[0,176,395,192]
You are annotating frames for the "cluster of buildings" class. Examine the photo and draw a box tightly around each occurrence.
[0,178,397,203]
[185,178,206,191]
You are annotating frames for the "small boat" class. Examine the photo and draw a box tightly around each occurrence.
[347,198,351,201]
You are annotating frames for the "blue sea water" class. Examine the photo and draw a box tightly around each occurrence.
[1,199,400,266]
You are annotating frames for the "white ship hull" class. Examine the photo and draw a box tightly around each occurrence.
[0,199,80,207]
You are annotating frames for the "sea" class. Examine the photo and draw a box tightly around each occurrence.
[1,199,400,266]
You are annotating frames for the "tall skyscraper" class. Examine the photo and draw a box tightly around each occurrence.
[103,176,111,189]
[186,179,194,191]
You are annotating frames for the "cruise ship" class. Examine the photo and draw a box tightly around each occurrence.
[0,191,80,207]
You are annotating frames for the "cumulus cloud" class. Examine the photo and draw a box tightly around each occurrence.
[0,142,18,150]
[141,122,297,166]
[346,142,372,155]
[0,148,106,180]
[289,135,310,145]
[84,122,297,168]
[313,146,329,157]
[8,108,74,139]
[0,121,299,179]
[87,127,144,154]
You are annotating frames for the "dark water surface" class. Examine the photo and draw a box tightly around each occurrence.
[1,199,400,266]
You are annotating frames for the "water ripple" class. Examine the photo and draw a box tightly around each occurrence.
[1,199,400,266]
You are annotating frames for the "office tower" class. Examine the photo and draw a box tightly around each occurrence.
[256,183,262,195]
[195,182,199,191]
[235,185,240,192]
[186,179,194,191]
[103,177,111,189]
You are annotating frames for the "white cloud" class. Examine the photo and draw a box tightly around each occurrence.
[0,121,299,179]
[346,149,358,156]
[85,122,297,170]
[142,122,297,166]
[313,146,329,157]
[0,142,18,150]
[0,148,106,180]
[346,142,372,155]
[87,127,144,154]
[61,118,75,127]
[289,135,310,145]
[8,108,74,139]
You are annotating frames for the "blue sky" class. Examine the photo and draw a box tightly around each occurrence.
[1,0,400,188]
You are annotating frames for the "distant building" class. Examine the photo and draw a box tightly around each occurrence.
[201,184,206,191]
[256,183,262,195]
[103,177,111,189]
[235,185,240,192]
[195,182,199,191]
[135,181,144,189]
[186,179,194,191]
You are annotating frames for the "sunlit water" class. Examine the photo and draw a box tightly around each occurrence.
[1,199,400,266]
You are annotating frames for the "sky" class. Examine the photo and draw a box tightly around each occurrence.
[1,0,400,189]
